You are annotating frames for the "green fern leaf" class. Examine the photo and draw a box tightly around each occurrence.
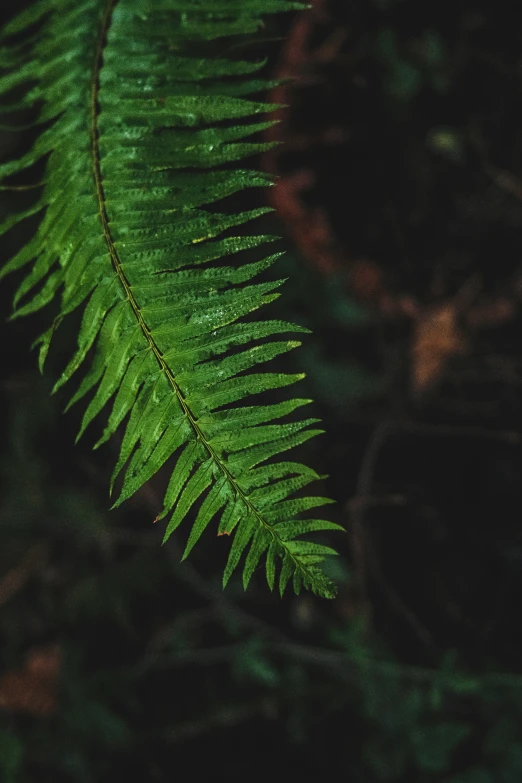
[0,0,342,599]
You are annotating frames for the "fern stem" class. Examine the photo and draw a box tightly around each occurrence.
[88,0,306,578]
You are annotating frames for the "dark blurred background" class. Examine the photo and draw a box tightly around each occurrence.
[2,1,522,780]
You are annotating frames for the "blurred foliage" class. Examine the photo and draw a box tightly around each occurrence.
[2,0,522,781]
[2,279,522,782]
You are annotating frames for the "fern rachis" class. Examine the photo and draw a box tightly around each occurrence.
[0,0,342,598]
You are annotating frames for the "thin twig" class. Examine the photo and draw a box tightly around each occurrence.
[347,417,435,647]
[401,420,522,445]
[165,699,277,742]
[133,635,522,692]
[0,544,48,607]
[347,418,395,613]
[164,538,288,644]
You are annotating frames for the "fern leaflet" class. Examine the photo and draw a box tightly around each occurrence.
[0,0,342,598]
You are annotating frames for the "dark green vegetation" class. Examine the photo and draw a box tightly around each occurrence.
[0,0,342,599]
[2,0,522,781]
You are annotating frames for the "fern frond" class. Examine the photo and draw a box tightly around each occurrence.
[0,0,342,598]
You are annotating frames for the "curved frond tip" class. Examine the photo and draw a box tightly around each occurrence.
[0,0,342,599]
